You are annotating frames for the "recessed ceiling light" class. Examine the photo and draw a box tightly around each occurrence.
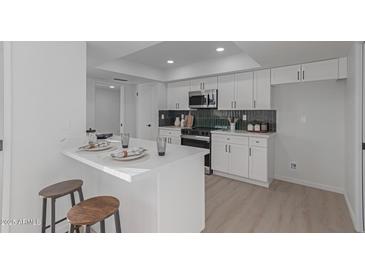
[167,60,174,64]
[216,47,225,52]
[109,85,115,89]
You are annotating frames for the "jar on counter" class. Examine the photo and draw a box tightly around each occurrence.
[247,123,254,132]
[260,123,268,132]
[254,122,261,132]
[86,128,97,145]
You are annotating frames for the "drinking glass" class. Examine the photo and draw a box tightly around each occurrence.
[121,133,130,148]
[156,137,167,156]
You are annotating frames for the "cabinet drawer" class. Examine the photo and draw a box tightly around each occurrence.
[212,134,248,145]
[159,129,181,137]
[249,137,267,148]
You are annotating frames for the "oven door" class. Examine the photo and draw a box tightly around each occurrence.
[181,136,211,174]
[189,91,208,108]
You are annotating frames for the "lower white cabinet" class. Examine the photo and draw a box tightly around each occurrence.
[248,146,267,182]
[211,132,274,187]
[159,128,181,145]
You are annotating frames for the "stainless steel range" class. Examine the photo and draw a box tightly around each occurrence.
[181,127,213,174]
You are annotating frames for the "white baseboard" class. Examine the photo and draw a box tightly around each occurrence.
[344,192,363,232]
[274,175,344,194]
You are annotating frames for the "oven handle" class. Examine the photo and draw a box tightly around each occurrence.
[181,135,210,142]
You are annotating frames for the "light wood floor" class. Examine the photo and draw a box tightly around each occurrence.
[204,175,355,233]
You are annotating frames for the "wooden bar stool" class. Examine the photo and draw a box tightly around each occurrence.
[39,179,84,233]
[67,196,121,233]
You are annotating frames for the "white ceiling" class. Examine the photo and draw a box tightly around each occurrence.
[122,41,243,70]
[87,41,352,83]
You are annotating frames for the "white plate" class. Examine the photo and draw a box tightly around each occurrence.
[111,151,147,161]
[79,142,112,152]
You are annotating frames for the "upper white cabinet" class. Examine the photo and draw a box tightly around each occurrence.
[253,69,271,109]
[271,58,348,85]
[301,59,338,82]
[235,72,254,110]
[271,64,301,85]
[217,74,235,110]
[190,76,217,91]
[167,80,190,110]
[218,69,271,110]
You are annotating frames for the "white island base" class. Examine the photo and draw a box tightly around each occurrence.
[63,138,207,233]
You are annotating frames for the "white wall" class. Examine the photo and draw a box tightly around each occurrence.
[0,42,4,220]
[123,84,137,137]
[272,80,346,194]
[86,78,96,130]
[95,86,121,135]
[344,42,363,232]
[3,42,87,232]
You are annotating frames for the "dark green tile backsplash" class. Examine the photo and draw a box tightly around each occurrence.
[159,109,276,131]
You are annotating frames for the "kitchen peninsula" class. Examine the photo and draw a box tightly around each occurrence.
[63,138,208,232]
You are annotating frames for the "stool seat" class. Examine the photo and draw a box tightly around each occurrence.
[39,179,83,198]
[67,196,120,226]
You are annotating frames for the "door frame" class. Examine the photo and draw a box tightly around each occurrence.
[1,42,12,232]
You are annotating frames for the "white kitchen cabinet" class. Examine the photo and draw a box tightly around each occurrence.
[301,59,338,82]
[159,128,181,145]
[235,72,254,110]
[217,74,235,110]
[271,64,301,85]
[190,76,217,91]
[211,132,274,187]
[167,80,190,110]
[211,140,229,172]
[229,144,249,178]
[253,69,271,109]
[249,146,268,182]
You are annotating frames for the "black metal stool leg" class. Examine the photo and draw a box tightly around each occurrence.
[77,188,84,202]
[41,198,47,233]
[70,192,76,206]
[69,224,75,233]
[51,198,56,233]
[85,225,91,233]
[100,220,106,233]
[114,210,122,233]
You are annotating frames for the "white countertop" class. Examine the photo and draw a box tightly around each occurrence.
[211,129,276,138]
[62,137,208,182]
[159,126,186,131]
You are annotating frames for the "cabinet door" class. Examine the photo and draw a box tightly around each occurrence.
[190,78,202,91]
[218,74,235,110]
[271,65,301,85]
[301,59,338,82]
[229,144,249,178]
[249,146,268,182]
[235,72,254,109]
[167,80,189,110]
[212,141,229,173]
[338,57,348,79]
[253,69,271,109]
[202,76,218,90]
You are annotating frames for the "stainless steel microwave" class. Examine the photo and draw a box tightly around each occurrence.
[188,89,218,109]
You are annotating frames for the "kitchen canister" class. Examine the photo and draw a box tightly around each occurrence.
[254,123,261,132]
[247,123,254,132]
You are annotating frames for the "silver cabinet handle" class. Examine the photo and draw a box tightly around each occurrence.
[297,71,300,80]
[253,100,256,108]
[249,147,252,156]
[302,70,305,80]
[177,103,179,109]
[225,144,227,152]
[234,101,236,108]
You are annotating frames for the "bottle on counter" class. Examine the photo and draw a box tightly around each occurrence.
[254,122,261,132]
[174,117,180,127]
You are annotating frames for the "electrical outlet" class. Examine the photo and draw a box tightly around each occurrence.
[290,162,297,170]
[242,114,247,121]
[161,114,165,119]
